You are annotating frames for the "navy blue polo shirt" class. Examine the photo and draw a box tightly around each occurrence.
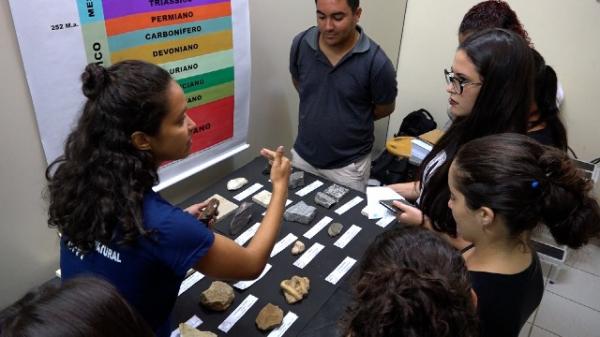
[290,26,397,169]
[60,190,215,337]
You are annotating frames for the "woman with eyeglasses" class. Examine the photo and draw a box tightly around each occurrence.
[389,28,533,245]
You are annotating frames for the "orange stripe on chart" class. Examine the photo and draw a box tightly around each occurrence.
[188,96,234,153]
[111,30,232,64]
[105,2,231,36]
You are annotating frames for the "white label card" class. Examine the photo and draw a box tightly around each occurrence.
[303,216,333,239]
[233,264,272,290]
[234,183,263,201]
[267,311,299,337]
[234,222,260,246]
[170,315,203,337]
[295,180,324,197]
[334,196,364,215]
[270,233,298,257]
[178,272,205,296]
[325,257,357,285]
[293,242,325,269]
[334,225,362,249]
[217,294,259,333]
[261,199,293,215]
[376,214,396,228]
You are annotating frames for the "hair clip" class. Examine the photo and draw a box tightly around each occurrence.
[531,180,540,189]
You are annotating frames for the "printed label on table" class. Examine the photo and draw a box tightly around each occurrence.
[267,311,299,337]
[295,180,324,197]
[293,242,325,269]
[325,257,357,285]
[376,214,396,228]
[334,196,364,215]
[303,216,333,239]
[270,233,298,257]
[170,315,203,337]
[178,271,205,296]
[218,294,259,333]
[233,264,272,290]
[234,183,263,201]
[334,225,362,249]
[234,222,260,246]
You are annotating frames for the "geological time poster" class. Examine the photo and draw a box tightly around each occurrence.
[8,0,251,190]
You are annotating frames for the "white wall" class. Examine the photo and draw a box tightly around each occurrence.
[390,0,600,161]
[0,1,407,307]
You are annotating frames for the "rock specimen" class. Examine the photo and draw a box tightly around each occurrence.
[323,184,350,201]
[291,240,305,255]
[327,222,344,237]
[284,201,317,224]
[209,194,238,222]
[288,171,305,189]
[229,202,253,236]
[199,281,235,311]
[227,177,248,191]
[198,198,219,224]
[255,303,284,331]
[252,190,272,208]
[179,323,218,337]
[314,191,337,208]
[280,275,310,304]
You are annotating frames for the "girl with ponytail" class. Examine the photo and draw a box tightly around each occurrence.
[343,226,478,337]
[448,133,600,337]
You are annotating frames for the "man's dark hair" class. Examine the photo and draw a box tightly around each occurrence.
[315,0,360,13]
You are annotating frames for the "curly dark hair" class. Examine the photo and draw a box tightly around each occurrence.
[453,133,600,248]
[0,277,154,337]
[459,1,531,45]
[45,60,173,252]
[315,0,359,12]
[342,226,478,337]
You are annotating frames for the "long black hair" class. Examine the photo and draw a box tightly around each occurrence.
[343,226,478,337]
[419,28,534,236]
[0,277,154,337]
[453,133,600,248]
[528,49,568,151]
[46,60,173,251]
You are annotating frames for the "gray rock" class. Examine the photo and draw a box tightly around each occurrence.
[327,222,344,237]
[323,184,350,201]
[229,202,253,236]
[199,281,235,311]
[255,303,284,331]
[284,201,317,224]
[288,171,305,189]
[314,191,337,208]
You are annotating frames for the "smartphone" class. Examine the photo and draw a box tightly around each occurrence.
[379,199,413,213]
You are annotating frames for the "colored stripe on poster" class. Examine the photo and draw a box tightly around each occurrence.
[108,17,232,52]
[77,0,105,24]
[178,67,234,94]
[102,0,229,20]
[110,30,232,64]
[162,50,234,80]
[187,96,234,152]
[105,2,231,36]
[186,82,234,109]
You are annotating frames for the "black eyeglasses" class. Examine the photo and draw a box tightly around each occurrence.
[444,69,482,95]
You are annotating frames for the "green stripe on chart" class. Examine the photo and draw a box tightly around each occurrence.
[186,81,234,108]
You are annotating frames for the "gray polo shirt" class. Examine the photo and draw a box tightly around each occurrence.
[290,26,397,169]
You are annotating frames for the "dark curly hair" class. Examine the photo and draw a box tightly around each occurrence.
[342,226,478,337]
[45,60,173,252]
[315,0,359,12]
[459,0,531,46]
[0,277,154,337]
[453,133,600,248]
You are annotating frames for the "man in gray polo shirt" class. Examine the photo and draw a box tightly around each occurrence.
[290,0,397,192]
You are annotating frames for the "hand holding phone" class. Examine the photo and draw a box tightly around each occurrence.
[379,198,413,214]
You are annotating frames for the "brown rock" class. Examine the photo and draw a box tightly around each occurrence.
[280,276,310,304]
[291,240,305,255]
[255,303,284,331]
[199,281,235,311]
[198,198,220,224]
[179,323,218,337]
